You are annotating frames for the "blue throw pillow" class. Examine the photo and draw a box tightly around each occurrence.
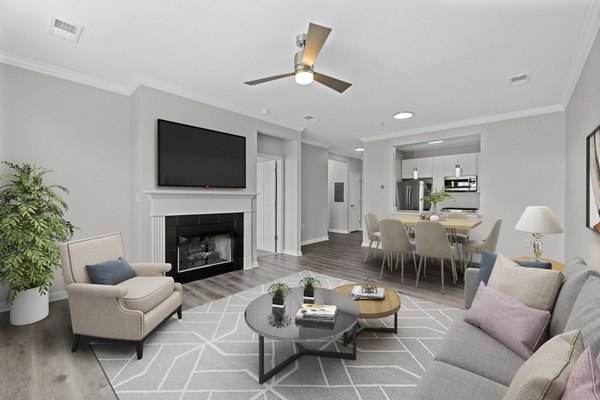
[478,251,552,284]
[86,257,137,285]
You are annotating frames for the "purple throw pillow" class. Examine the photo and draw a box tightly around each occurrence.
[562,347,600,400]
[465,282,551,359]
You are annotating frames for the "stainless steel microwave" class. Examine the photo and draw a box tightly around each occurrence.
[444,176,477,192]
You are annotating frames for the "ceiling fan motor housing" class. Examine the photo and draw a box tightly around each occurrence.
[294,50,313,74]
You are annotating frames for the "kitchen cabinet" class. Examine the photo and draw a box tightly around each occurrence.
[402,152,479,181]
[417,157,433,178]
[432,156,445,190]
[401,159,417,179]
[443,153,478,177]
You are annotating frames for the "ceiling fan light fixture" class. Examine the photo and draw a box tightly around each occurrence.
[393,111,414,120]
[295,69,314,85]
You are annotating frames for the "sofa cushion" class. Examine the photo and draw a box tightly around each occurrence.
[503,329,584,400]
[117,276,175,313]
[488,254,563,312]
[435,312,525,386]
[562,347,600,400]
[550,258,598,337]
[86,257,137,285]
[479,251,552,285]
[465,282,551,359]
[412,360,507,400]
[565,275,600,358]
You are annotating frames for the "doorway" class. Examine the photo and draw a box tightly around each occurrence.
[257,157,282,253]
[349,172,362,232]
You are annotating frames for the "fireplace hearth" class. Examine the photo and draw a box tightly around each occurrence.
[165,213,243,283]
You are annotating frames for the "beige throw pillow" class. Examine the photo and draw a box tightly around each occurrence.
[488,254,563,312]
[503,329,584,400]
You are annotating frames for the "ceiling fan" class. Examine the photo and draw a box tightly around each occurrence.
[244,23,352,94]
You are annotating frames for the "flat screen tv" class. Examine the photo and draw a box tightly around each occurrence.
[157,119,246,188]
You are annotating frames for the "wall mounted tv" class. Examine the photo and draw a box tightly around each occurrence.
[157,119,246,188]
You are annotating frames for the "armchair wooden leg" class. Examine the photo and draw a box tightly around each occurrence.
[136,342,144,360]
[72,334,81,353]
[415,256,424,289]
[364,241,373,262]
[177,305,183,319]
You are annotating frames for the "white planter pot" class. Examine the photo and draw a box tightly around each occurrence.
[10,287,49,326]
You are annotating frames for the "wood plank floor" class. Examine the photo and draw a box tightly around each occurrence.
[0,231,465,399]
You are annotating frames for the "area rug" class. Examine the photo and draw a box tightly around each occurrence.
[92,271,462,400]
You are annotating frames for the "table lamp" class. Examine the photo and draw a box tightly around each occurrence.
[515,206,563,261]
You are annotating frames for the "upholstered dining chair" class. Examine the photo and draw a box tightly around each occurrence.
[414,221,458,295]
[445,212,470,266]
[462,218,503,269]
[59,233,183,359]
[363,213,381,262]
[379,218,417,284]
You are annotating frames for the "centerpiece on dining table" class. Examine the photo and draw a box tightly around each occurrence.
[421,188,454,220]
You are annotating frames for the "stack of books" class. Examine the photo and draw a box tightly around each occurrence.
[295,304,337,329]
[350,285,385,300]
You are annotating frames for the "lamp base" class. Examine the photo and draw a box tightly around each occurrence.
[532,233,543,261]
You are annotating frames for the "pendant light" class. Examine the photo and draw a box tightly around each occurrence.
[454,143,461,177]
[413,146,418,179]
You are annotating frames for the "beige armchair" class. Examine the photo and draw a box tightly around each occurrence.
[59,233,183,359]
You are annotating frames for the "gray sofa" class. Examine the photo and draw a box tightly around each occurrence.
[412,258,599,399]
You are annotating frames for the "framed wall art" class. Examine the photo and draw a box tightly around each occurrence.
[586,124,600,232]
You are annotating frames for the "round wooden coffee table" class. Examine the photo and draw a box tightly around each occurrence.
[333,284,401,344]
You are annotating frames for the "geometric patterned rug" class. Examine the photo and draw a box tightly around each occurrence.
[92,271,462,400]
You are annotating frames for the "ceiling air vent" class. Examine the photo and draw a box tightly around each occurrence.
[509,73,530,87]
[49,17,84,43]
[302,115,319,123]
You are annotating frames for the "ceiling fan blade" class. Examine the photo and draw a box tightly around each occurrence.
[244,72,294,86]
[314,72,352,93]
[302,23,332,68]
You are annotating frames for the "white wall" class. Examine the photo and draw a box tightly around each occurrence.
[0,64,131,310]
[565,29,600,265]
[257,133,285,157]
[301,144,329,244]
[363,111,566,261]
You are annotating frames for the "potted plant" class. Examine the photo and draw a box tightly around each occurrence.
[422,188,454,218]
[0,162,75,325]
[268,282,291,314]
[299,276,321,302]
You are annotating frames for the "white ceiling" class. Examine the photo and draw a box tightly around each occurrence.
[1,0,599,157]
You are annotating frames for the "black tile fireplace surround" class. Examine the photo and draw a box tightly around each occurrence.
[165,213,244,283]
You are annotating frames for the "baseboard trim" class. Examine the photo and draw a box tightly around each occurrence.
[283,250,303,257]
[301,236,329,246]
[328,229,350,234]
[0,289,67,313]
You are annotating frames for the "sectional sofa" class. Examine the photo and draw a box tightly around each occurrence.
[412,258,599,399]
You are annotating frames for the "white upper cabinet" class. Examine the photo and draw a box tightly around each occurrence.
[402,152,479,181]
[417,157,433,178]
[458,153,478,176]
[401,159,417,179]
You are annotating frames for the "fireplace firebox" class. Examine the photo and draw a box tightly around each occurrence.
[165,213,243,283]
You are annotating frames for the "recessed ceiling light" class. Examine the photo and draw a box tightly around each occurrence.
[354,147,364,152]
[261,109,270,115]
[427,140,444,144]
[302,115,319,123]
[393,111,414,120]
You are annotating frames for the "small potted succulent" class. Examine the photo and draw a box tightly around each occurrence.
[268,282,291,314]
[299,276,321,303]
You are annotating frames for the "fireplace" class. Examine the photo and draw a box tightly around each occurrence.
[165,213,243,283]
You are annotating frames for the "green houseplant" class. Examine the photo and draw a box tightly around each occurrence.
[0,162,75,325]
[268,282,291,305]
[422,188,454,217]
[299,276,321,299]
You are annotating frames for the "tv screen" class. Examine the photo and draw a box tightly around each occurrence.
[158,119,246,188]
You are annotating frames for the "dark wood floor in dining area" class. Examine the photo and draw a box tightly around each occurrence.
[0,231,464,400]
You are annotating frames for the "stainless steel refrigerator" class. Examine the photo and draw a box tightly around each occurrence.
[396,179,433,211]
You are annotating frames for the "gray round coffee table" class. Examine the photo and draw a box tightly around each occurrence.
[245,287,359,384]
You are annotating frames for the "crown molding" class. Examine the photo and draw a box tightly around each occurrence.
[328,149,363,160]
[301,138,331,149]
[560,0,600,107]
[361,104,564,143]
[0,51,130,95]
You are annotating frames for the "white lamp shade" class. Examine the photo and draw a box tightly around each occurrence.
[515,206,564,234]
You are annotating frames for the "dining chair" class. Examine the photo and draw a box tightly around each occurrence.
[363,213,381,262]
[462,218,502,269]
[414,221,458,295]
[379,218,417,284]
[445,212,469,266]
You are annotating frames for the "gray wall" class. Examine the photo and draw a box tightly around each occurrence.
[0,64,131,310]
[565,29,600,265]
[301,144,329,243]
[328,159,348,232]
[363,111,566,262]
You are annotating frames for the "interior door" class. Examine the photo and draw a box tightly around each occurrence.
[257,160,277,252]
[349,172,362,231]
